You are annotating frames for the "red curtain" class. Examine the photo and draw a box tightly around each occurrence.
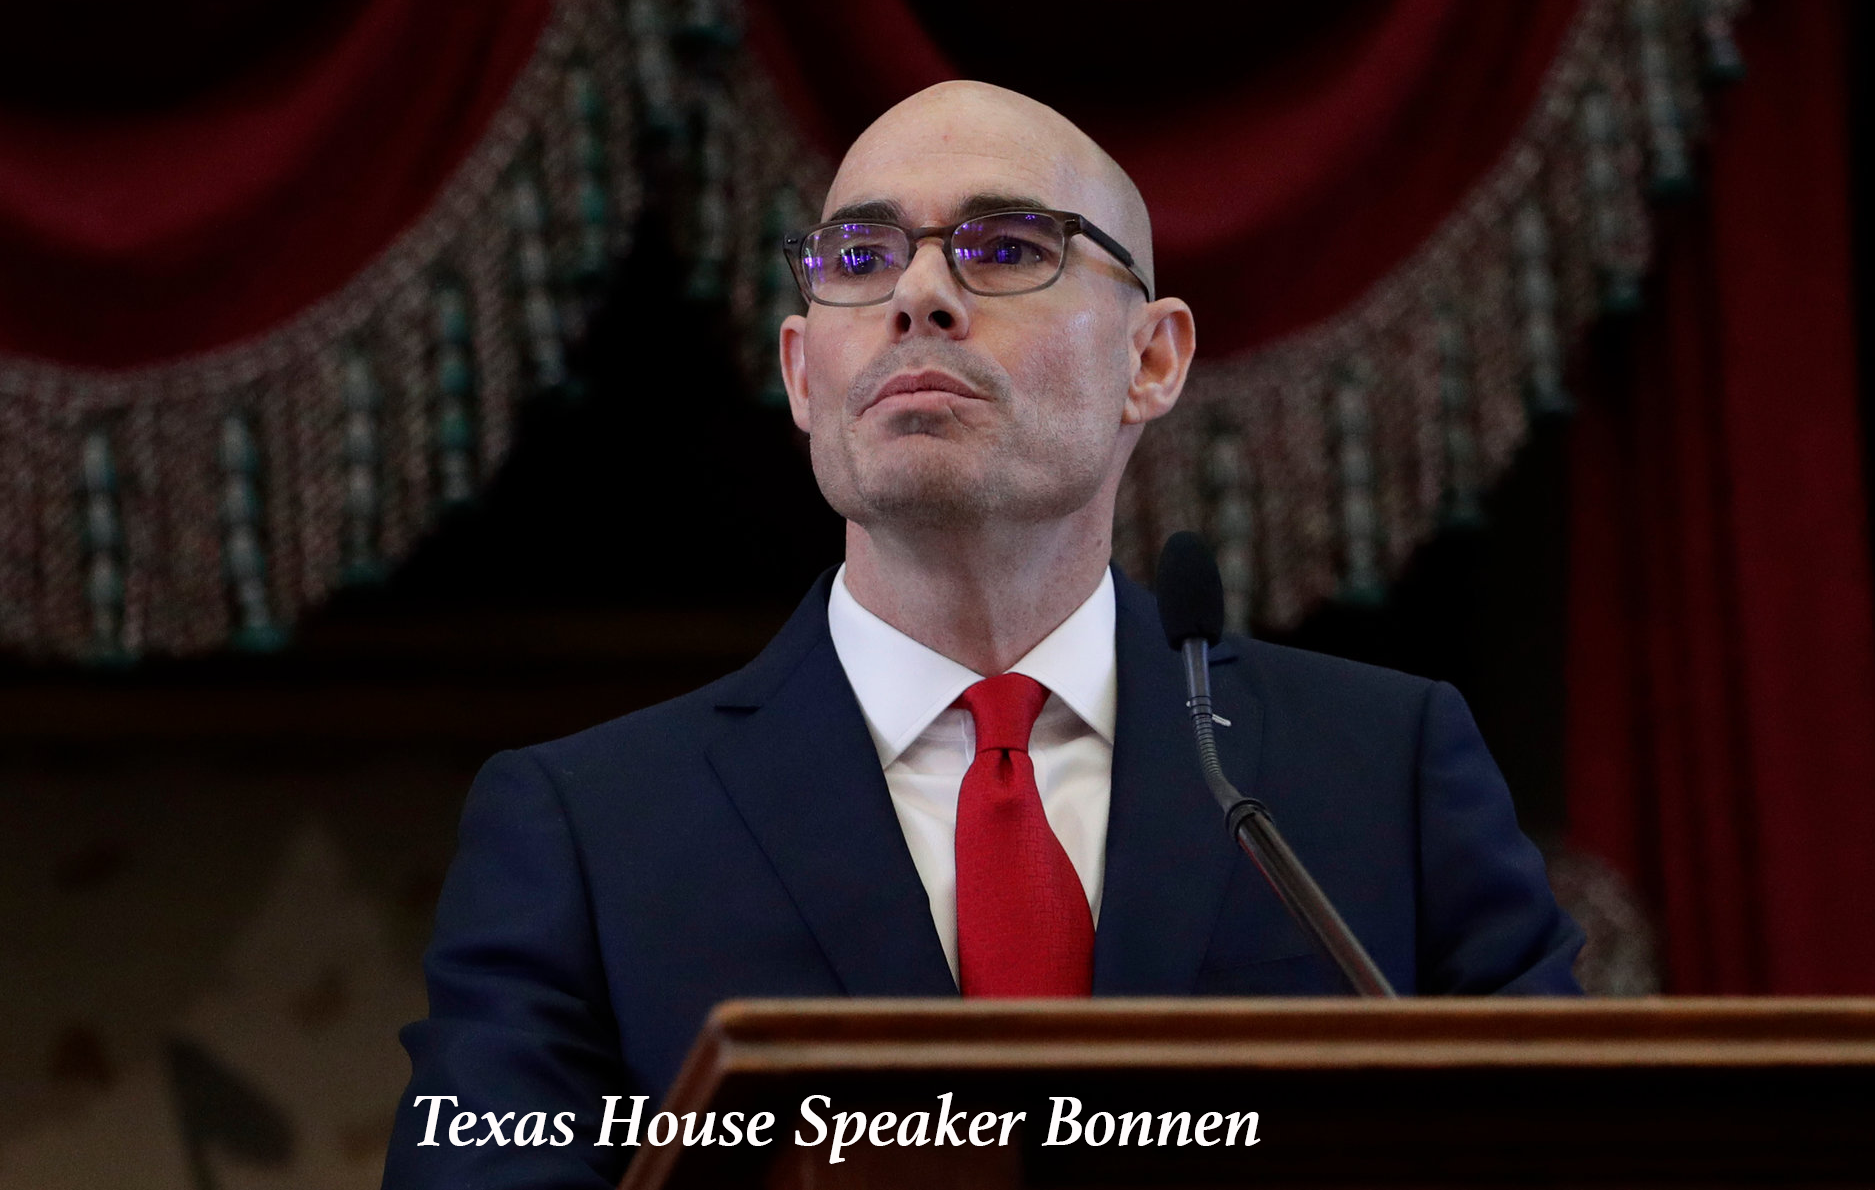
[0,0,553,367]
[1566,0,1875,993]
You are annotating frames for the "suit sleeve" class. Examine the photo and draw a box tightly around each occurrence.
[382,750,635,1189]
[1413,681,1585,994]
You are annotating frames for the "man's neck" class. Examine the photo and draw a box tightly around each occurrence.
[840,514,1113,676]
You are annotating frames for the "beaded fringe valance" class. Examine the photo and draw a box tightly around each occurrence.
[0,0,821,662]
[0,0,1742,661]
[1116,0,1745,632]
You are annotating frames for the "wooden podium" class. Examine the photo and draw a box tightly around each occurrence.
[619,998,1875,1189]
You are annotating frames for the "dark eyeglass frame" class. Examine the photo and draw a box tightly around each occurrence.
[782,208,1155,306]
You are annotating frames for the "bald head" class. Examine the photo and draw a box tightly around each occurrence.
[777,78,1196,588]
[825,81,1156,294]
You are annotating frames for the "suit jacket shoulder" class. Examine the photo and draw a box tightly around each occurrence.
[1190,615,1582,995]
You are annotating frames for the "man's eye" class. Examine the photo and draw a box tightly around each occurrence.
[837,246,887,275]
[981,237,1046,266]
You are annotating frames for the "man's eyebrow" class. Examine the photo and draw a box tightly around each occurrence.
[821,193,1055,226]
[824,199,905,224]
[952,192,1051,220]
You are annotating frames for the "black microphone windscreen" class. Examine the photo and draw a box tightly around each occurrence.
[1156,531,1225,649]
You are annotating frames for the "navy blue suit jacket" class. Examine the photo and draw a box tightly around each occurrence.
[384,568,1581,1188]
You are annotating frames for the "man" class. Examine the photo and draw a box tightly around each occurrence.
[384,82,1581,1188]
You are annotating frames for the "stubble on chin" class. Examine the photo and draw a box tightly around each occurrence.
[810,343,1016,528]
[812,421,1001,529]
[807,342,1115,531]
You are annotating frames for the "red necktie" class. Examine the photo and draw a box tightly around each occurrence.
[953,673,1095,996]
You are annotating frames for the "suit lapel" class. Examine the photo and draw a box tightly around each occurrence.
[705,574,957,997]
[1094,573,1282,992]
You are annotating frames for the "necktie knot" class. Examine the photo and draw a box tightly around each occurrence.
[956,672,1049,754]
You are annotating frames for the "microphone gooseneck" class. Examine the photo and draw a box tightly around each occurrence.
[1155,532,1397,999]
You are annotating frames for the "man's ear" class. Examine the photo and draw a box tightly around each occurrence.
[778,313,812,433]
[1122,297,1196,426]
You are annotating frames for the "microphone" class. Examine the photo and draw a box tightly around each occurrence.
[1155,532,1396,998]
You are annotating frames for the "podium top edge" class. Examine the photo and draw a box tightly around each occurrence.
[698,996,1875,1045]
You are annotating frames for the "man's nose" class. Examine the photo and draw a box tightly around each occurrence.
[888,239,971,338]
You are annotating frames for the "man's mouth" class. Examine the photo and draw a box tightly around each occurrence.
[863,369,984,415]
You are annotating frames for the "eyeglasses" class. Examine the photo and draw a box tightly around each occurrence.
[783,208,1154,307]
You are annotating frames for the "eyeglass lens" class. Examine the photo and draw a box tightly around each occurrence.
[800,212,1067,303]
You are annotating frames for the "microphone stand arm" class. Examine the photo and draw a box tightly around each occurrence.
[1182,638,1397,999]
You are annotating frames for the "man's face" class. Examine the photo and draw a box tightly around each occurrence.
[779,93,1151,531]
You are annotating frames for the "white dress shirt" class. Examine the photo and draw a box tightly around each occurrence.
[826,564,1117,984]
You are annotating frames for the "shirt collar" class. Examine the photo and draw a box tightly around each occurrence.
[827,564,1118,766]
